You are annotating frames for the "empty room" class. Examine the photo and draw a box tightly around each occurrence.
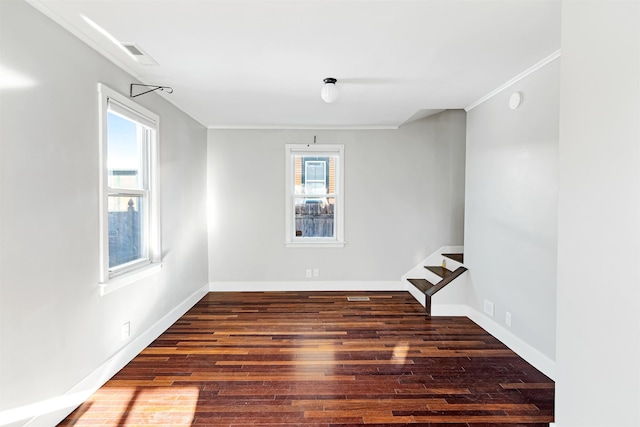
[1,0,639,426]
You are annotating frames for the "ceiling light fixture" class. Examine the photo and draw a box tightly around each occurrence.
[321,77,338,103]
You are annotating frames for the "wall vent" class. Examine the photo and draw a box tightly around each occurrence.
[123,44,143,56]
[121,43,158,66]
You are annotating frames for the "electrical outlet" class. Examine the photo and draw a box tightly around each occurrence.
[306,269,312,278]
[313,268,319,278]
[121,321,131,340]
[483,300,494,317]
[505,312,512,327]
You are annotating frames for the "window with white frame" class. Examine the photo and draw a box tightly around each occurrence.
[98,84,161,287]
[285,144,344,247]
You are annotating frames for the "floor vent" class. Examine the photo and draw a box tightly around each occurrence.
[347,296,370,302]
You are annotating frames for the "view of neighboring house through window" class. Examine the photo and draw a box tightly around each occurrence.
[285,144,344,247]
[98,84,160,284]
[304,160,327,195]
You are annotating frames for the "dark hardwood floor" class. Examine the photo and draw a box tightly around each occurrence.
[59,291,554,426]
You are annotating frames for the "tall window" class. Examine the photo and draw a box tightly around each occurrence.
[285,144,344,247]
[98,84,160,285]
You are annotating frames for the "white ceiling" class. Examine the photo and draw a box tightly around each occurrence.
[28,0,560,129]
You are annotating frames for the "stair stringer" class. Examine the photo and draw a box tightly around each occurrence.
[402,245,468,315]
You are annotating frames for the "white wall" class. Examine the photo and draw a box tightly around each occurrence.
[0,0,209,422]
[464,59,560,364]
[555,1,640,425]
[207,110,466,286]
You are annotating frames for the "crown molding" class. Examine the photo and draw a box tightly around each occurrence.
[207,125,399,130]
[465,49,561,112]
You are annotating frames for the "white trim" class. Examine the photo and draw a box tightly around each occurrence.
[209,281,402,292]
[98,83,162,287]
[465,306,556,380]
[107,97,157,129]
[284,241,346,248]
[430,304,469,316]
[207,125,399,130]
[99,262,163,296]
[405,285,556,380]
[97,83,159,139]
[285,144,345,246]
[465,50,561,112]
[98,86,110,282]
[98,83,160,130]
[0,283,209,427]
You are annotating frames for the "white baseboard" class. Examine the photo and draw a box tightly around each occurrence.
[430,304,469,316]
[0,283,209,427]
[209,280,403,292]
[405,283,555,380]
[465,307,556,380]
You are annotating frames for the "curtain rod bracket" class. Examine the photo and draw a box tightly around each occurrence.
[130,83,174,98]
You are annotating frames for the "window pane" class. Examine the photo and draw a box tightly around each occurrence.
[107,111,142,189]
[306,161,325,181]
[294,155,336,196]
[294,196,335,238]
[108,195,147,268]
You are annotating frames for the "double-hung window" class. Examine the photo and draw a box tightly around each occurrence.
[285,144,344,247]
[98,84,161,290]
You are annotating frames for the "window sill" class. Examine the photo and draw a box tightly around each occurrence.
[285,241,345,248]
[99,261,163,296]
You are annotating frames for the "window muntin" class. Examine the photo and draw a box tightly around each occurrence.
[98,84,160,285]
[285,145,344,247]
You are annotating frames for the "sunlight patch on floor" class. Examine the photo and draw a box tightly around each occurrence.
[392,341,410,364]
[72,386,200,426]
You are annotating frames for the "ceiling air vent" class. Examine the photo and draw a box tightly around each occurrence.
[121,43,158,66]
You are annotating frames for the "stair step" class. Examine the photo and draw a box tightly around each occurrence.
[442,253,464,263]
[424,266,453,279]
[410,266,468,317]
[407,278,435,293]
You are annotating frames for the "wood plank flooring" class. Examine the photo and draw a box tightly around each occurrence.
[59,291,554,426]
